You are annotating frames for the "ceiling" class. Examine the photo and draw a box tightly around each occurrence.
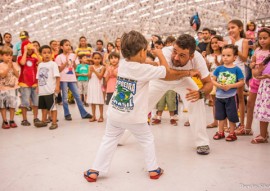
[1,0,270,46]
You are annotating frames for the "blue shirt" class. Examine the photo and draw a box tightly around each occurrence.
[214,65,244,98]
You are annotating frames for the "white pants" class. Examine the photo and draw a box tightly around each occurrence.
[148,78,210,147]
[92,119,158,173]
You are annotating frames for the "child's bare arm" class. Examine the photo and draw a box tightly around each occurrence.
[211,76,223,89]
[19,46,28,65]
[94,67,106,80]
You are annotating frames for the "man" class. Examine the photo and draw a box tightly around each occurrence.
[148,34,213,155]
[3,33,13,48]
[95,39,105,55]
[197,28,211,53]
[13,31,29,62]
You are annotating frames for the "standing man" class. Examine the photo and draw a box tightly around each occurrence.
[197,28,211,54]
[13,31,29,62]
[148,34,213,155]
[95,39,105,55]
[3,33,13,48]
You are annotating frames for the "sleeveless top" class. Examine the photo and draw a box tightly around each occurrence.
[228,38,246,75]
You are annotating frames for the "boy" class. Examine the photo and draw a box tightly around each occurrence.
[35,45,60,130]
[0,47,20,129]
[104,52,119,105]
[212,44,244,141]
[75,54,89,106]
[84,30,196,182]
[18,40,42,126]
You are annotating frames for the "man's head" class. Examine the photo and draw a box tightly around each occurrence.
[171,34,196,67]
[96,39,103,51]
[201,28,211,41]
[3,33,12,44]
[121,30,148,62]
[19,31,29,41]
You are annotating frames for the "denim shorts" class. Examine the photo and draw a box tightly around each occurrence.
[20,87,39,107]
[215,96,239,123]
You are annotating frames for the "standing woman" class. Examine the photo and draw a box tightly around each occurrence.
[103,42,115,65]
[55,39,92,120]
[75,36,92,60]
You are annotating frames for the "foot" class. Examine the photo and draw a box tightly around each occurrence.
[2,121,10,129]
[35,121,48,128]
[251,135,268,144]
[184,121,190,126]
[213,131,225,140]
[152,118,161,125]
[235,127,253,136]
[98,118,104,122]
[9,120,18,128]
[207,122,218,128]
[196,145,210,155]
[84,169,99,182]
[65,115,72,121]
[170,119,177,126]
[149,167,164,179]
[226,133,237,142]
[49,123,58,130]
[21,120,31,126]
[89,117,97,122]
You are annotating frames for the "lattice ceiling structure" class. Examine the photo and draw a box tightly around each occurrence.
[1,0,270,46]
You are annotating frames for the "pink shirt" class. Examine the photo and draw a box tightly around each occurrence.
[104,65,118,93]
[254,48,269,64]
[55,53,77,82]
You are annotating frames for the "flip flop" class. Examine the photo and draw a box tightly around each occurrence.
[207,123,218,128]
[98,118,104,123]
[89,118,97,122]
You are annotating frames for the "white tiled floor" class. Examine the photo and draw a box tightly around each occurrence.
[0,104,269,191]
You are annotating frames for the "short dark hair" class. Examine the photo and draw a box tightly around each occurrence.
[164,36,176,45]
[96,39,103,45]
[3,33,11,38]
[210,30,216,35]
[121,30,148,59]
[50,40,57,46]
[154,40,164,46]
[202,28,211,33]
[108,51,120,60]
[39,45,51,53]
[222,44,238,56]
[78,54,87,60]
[0,46,13,55]
[175,34,196,55]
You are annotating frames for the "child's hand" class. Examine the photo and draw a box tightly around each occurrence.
[151,49,163,57]
[230,36,236,45]
[89,66,94,72]
[222,84,231,91]
[256,74,270,79]
[54,87,60,94]
[201,51,206,58]
[217,41,227,47]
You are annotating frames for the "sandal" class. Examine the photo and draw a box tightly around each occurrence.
[235,127,253,136]
[251,135,268,144]
[213,131,225,140]
[84,169,99,182]
[226,133,237,142]
[89,118,97,122]
[149,167,164,180]
[184,121,190,127]
[98,118,104,123]
[207,123,218,128]
[21,120,31,126]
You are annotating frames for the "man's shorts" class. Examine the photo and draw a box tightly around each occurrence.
[77,81,88,95]
[20,87,38,107]
[215,96,239,123]
[38,94,57,111]
[0,89,18,109]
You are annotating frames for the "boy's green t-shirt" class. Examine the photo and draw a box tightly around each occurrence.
[76,64,89,81]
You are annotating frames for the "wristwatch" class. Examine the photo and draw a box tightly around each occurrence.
[198,90,205,99]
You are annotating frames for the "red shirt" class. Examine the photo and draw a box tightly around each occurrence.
[18,56,38,87]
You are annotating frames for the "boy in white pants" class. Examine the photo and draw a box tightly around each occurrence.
[83,30,198,182]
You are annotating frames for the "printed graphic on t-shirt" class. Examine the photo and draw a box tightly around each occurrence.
[217,71,236,85]
[111,77,136,112]
[38,67,49,86]
[26,60,33,67]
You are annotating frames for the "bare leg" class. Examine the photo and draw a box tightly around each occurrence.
[218,119,225,132]
[51,110,57,124]
[32,106,38,119]
[207,95,218,127]
[41,109,48,122]
[237,87,245,126]
[22,107,27,121]
[90,104,96,121]
[9,108,15,121]
[229,121,236,134]
[260,121,269,138]
[0,108,7,121]
[98,104,104,121]
[245,92,257,130]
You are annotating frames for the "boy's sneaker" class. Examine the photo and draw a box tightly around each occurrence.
[196,145,210,155]
[152,119,161,125]
[65,115,72,121]
[34,121,48,128]
[2,121,10,129]
[21,120,31,126]
[49,123,58,130]
[9,120,18,128]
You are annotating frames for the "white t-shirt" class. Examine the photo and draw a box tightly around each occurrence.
[36,61,60,95]
[206,54,222,72]
[159,46,209,79]
[107,59,166,124]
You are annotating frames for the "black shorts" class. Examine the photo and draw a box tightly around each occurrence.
[38,94,57,111]
[215,96,239,123]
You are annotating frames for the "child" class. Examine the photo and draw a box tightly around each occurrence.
[252,56,270,143]
[18,40,41,126]
[75,54,89,106]
[86,52,105,122]
[227,19,249,130]
[83,30,174,182]
[104,52,119,105]
[236,28,270,136]
[246,22,256,57]
[206,35,223,128]
[35,45,60,130]
[212,44,244,141]
[0,47,20,129]
[55,39,91,120]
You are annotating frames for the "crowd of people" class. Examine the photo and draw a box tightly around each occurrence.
[0,18,270,181]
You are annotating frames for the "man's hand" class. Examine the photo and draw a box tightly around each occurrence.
[189,69,202,79]
[186,88,200,102]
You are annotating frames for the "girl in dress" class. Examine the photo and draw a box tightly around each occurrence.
[252,55,270,144]
[87,52,106,122]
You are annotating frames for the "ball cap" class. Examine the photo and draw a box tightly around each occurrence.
[19,31,29,39]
